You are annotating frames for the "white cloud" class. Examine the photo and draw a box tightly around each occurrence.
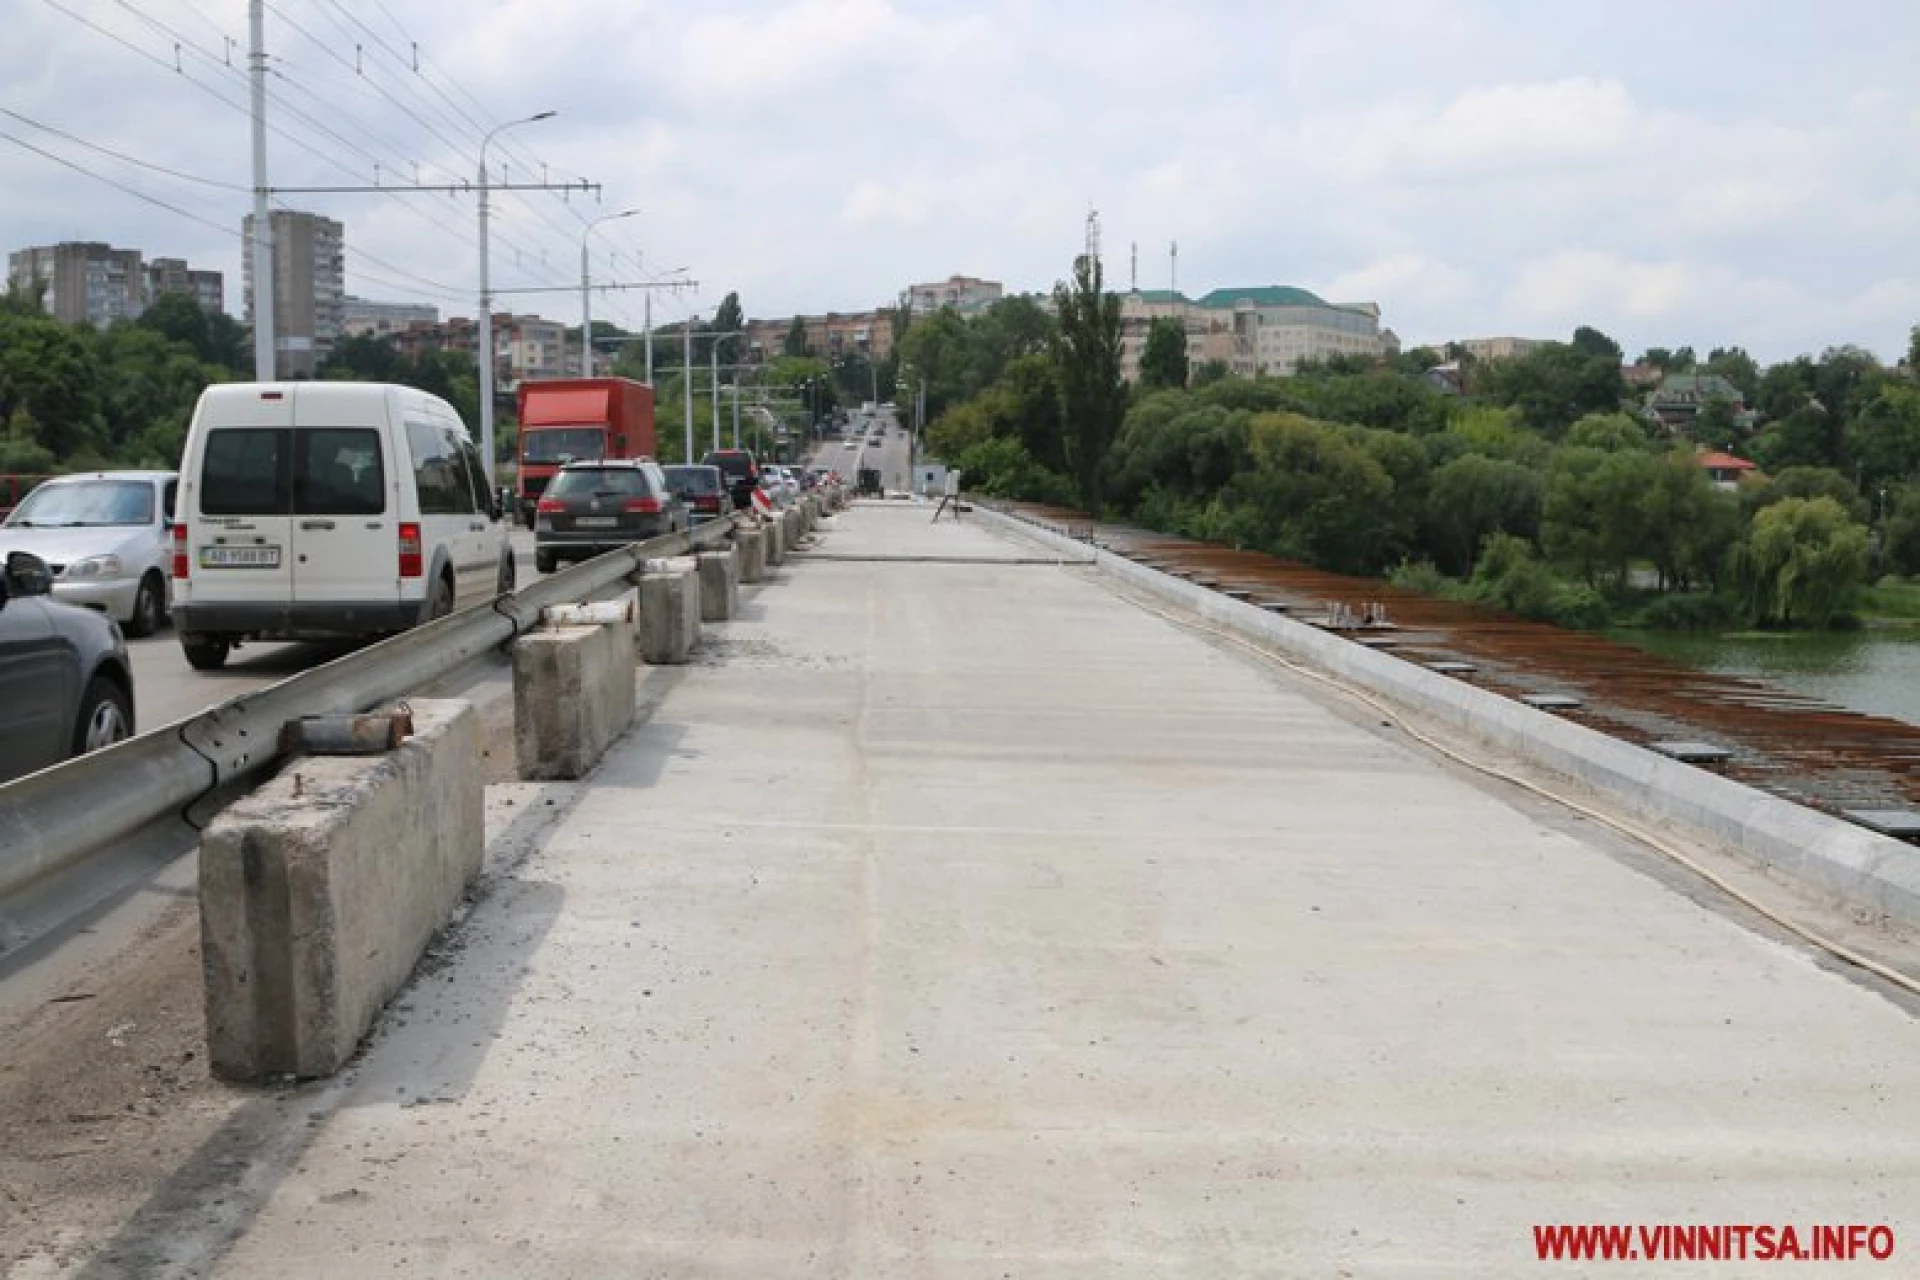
[3,1,1917,363]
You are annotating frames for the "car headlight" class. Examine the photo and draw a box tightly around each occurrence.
[66,554,124,579]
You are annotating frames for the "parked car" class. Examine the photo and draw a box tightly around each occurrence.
[700,448,761,511]
[766,466,802,505]
[534,459,685,574]
[0,550,134,783]
[662,463,731,527]
[172,381,516,671]
[0,471,177,637]
[755,469,793,510]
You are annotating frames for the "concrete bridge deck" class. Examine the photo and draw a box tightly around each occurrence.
[95,504,1920,1275]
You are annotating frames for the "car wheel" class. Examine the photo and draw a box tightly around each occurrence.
[72,675,132,755]
[536,550,557,575]
[428,573,455,620]
[126,570,166,638]
[182,635,230,671]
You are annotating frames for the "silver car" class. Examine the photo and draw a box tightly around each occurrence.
[0,471,177,637]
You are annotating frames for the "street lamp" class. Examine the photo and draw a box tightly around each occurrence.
[580,207,640,377]
[477,109,556,483]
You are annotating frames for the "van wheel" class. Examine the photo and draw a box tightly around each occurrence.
[497,554,516,595]
[182,635,231,671]
[428,573,455,620]
[126,571,166,638]
[72,675,132,755]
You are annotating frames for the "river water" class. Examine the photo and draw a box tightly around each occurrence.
[1611,627,1920,729]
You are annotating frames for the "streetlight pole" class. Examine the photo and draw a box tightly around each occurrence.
[682,314,698,464]
[580,207,639,378]
[710,340,720,454]
[477,109,556,483]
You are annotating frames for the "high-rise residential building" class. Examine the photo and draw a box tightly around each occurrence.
[242,210,345,378]
[7,241,146,327]
[342,297,437,339]
[1115,285,1396,383]
[906,275,1003,315]
[147,257,224,316]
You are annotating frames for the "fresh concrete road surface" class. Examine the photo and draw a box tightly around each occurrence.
[188,503,1916,1275]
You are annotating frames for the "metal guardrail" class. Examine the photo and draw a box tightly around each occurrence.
[0,518,738,902]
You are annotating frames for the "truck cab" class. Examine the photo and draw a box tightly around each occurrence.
[514,378,657,527]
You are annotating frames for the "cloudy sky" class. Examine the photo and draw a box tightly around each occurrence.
[4,0,1918,363]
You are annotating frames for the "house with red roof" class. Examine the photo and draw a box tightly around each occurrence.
[1696,450,1760,492]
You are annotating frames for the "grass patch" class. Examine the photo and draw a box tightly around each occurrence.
[1858,577,1920,622]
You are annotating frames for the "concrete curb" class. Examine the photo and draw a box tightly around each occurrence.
[974,505,1920,930]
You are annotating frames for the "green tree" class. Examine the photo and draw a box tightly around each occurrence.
[709,291,744,367]
[783,315,810,358]
[1050,253,1125,511]
[1690,396,1741,449]
[1475,342,1626,439]
[1564,411,1656,452]
[1848,382,1920,492]
[1425,454,1545,575]
[1231,412,1395,572]
[1732,496,1869,627]
[1191,358,1231,388]
[1542,446,1663,590]
[0,308,106,459]
[1640,452,1740,591]
[1704,346,1761,402]
[1571,325,1623,361]
[1138,316,1189,390]
[1742,465,1869,523]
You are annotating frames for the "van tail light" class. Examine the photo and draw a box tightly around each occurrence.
[536,498,564,514]
[398,522,423,578]
[171,522,189,578]
[624,497,662,514]
[696,495,719,512]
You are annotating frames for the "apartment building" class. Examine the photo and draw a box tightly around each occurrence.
[342,297,438,338]
[906,275,1002,315]
[499,314,569,385]
[8,242,146,327]
[1455,336,1549,361]
[242,210,345,378]
[740,309,897,364]
[1116,285,1395,383]
[147,257,224,316]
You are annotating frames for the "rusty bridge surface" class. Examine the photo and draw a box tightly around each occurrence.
[1010,503,1920,822]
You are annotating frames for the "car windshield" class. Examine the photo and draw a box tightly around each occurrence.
[5,479,154,527]
[547,467,649,498]
[523,428,607,464]
[664,467,720,494]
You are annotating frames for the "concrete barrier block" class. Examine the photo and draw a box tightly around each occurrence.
[697,550,739,622]
[513,591,637,780]
[764,515,787,566]
[199,699,483,1082]
[783,506,804,547]
[736,526,767,583]
[639,559,701,664]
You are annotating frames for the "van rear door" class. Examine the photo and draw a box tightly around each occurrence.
[191,399,297,609]
[290,420,398,616]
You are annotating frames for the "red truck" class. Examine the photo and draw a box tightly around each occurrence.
[513,377,657,526]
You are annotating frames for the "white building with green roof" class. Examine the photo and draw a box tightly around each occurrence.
[1118,284,1395,382]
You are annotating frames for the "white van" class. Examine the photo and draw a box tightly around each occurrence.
[171,382,515,670]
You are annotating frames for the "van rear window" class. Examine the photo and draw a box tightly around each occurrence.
[200,428,385,516]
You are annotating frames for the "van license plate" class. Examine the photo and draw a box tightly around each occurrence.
[200,545,281,568]
[575,517,618,528]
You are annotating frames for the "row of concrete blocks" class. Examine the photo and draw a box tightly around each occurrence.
[198,503,826,1084]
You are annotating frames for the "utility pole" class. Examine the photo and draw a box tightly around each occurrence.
[682,317,695,464]
[247,0,274,379]
[580,208,639,377]
[710,341,720,454]
[476,110,558,483]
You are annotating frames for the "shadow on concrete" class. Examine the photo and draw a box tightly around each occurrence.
[72,819,577,1279]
